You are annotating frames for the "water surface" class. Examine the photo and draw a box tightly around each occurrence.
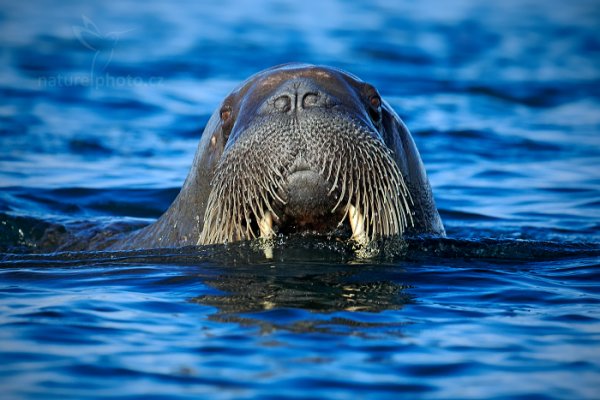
[1,0,599,398]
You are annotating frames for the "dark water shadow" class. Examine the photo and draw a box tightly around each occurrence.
[2,236,598,337]
[0,237,417,336]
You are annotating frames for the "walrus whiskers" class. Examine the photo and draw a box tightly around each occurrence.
[199,115,414,245]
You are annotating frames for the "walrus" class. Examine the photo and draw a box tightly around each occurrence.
[112,63,444,250]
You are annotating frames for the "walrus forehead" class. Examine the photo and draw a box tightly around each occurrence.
[259,66,337,86]
[235,64,365,107]
[218,64,383,146]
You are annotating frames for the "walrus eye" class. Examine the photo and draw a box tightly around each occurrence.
[219,106,234,142]
[368,95,382,123]
[370,95,381,109]
[220,107,231,122]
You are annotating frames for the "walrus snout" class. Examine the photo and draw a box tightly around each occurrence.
[282,170,335,221]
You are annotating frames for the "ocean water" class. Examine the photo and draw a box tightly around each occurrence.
[1,0,600,398]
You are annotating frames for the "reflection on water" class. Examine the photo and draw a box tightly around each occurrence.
[193,264,410,312]
[2,240,599,398]
[192,260,411,336]
[2,237,600,398]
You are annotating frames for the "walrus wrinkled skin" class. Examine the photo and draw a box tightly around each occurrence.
[113,63,444,250]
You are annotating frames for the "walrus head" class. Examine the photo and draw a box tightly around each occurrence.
[114,64,444,250]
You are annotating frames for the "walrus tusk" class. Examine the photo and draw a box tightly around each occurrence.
[257,212,274,259]
[258,212,274,238]
[348,204,368,244]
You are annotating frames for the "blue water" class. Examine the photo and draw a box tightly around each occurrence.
[1,0,600,398]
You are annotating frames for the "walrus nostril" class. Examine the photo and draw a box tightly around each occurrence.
[302,92,320,108]
[274,95,292,112]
